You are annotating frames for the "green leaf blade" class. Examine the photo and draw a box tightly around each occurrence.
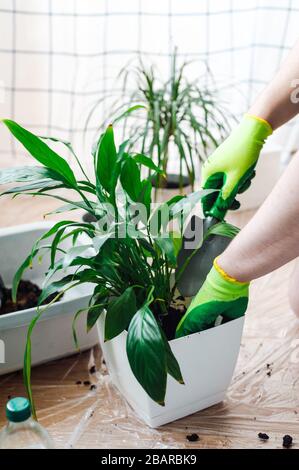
[96,125,117,194]
[104,286,137,341]
[2,120,77,187]
[126,305,167,405]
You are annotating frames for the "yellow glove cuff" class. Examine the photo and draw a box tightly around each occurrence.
[213,256,249,285]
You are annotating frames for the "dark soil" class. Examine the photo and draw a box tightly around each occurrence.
[282,434,293,448]
[0,277,63,315]
[83,380,91,386]
[160,303,186,340]
[258,433,269,441]
[186,433,199,442]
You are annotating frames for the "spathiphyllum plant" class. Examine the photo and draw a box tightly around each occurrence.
[0,113,239,417]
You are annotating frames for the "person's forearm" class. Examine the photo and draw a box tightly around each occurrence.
[219,153,299,282]
[249,38,299,130]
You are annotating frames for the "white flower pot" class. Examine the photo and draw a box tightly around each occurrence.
[97,314,244,427]
[0,222,98,375]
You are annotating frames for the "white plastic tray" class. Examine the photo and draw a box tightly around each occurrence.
[0,222,98,375]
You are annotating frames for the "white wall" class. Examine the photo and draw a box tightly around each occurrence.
[0,0,299,171]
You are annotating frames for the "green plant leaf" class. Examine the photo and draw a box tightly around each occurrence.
[161,328,184,384]
[126,304,167,405]
[0,166,58,184]
[133,154,164,174]
[204,221,240,240]
[2,180,63,195]
[137,178,152,219]
[24,310,42,420]
[154,236,177,267]
[12,249,38,302]
[96,125,117,194]
[62,244,92,269]
[38,269,98,306]
[104,286,137,341]
[87,286,110,332]
[120,157,141,201]
[112,104,146,125]
[169,231,182,257]
[2,120,77,187]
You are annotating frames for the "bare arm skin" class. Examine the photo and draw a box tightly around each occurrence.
[220,154,299,281]
[249,38,299,130]
[218,39,299,281]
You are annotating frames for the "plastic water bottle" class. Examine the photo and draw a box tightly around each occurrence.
[0,397,54,449]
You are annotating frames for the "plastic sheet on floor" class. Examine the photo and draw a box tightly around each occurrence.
[0,261,299,448]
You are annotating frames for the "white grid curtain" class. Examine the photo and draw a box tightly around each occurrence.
[0,0,299,166]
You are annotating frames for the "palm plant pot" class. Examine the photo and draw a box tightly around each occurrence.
[152,174,193,203]
[0,222,98,376]
[97,314,244,428]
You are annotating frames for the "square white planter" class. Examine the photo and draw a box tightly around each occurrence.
[0,222,98,375]
[98,314,244,427]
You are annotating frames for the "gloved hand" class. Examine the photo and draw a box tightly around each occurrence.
[202,114,272,220]
[175,257,249,338]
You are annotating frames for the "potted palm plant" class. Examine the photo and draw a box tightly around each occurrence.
[86,49,234,194]
[0,116,244,427]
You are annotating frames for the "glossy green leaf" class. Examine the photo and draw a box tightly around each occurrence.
[161,328,184,384]
[96,125,117,194]
[87,286,110,332]
[105,286,137,341]
[120,157,141,201]
[2,120,77,187]
[137,178,152,219]
[204,221,240,240]
[133,154,164,174]
[126,305,167,405]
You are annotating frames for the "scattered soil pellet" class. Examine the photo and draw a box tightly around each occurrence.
[282,435,293,448]
[83,380,91,386]
[258,432,269,441]
[186,433,199,442]
[89,365,96,374]
[90,384,97,391]
[267,371,272,377]
[7,395,11,400]
[75,380,81,385]
[255,369,260,374]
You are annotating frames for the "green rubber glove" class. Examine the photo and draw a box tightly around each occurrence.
[202,114,272,220]
[175,258,249,338]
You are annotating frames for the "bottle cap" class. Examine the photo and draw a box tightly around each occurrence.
[6,397,31,423]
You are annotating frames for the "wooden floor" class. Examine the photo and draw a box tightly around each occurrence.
[0,195,299,449]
